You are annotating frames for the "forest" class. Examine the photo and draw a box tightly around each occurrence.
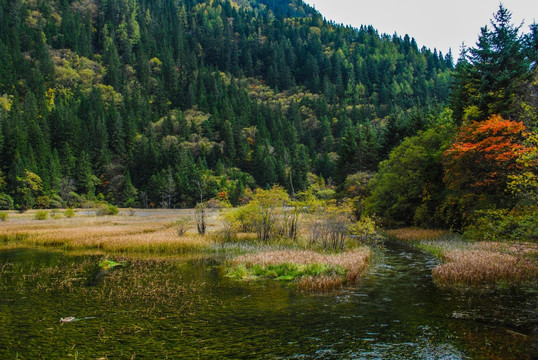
[0,0,536,240]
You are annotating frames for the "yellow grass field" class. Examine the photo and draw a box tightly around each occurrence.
[0,208,218,253]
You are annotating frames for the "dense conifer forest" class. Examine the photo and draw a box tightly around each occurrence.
[0,0,452,206]
[0,0,536,238]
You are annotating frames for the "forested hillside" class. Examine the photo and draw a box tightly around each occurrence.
[364,5,537,240]
[0,0,452,209]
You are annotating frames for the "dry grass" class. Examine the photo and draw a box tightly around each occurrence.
[385,228,448,242]
[230,248,371,291]
[388,228,538,289]
[295,275,345,292]
[0,209,220,253]
[433,249,538,288]
[233,248,371,274]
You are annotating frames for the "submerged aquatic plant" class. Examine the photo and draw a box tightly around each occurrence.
[98,259,125,269]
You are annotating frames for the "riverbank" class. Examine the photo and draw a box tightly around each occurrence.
[386,228,538,289]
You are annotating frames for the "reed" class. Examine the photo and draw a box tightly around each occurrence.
[388,227,538,288]
[433,249,538,288]
[294,275,344,292]
[228,248,371,291]
[385,228,448,242]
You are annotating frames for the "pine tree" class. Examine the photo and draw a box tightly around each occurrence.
[454,5,532,121]
[103,35,122,90]
[121,170,138,207]
[75,151,98,195]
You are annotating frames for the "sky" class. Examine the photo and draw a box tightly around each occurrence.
[302,0,538,56]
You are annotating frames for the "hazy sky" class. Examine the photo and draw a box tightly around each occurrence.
[302,0,538,56]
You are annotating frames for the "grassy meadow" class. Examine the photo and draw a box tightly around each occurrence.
[0,208,216,253]
[386,228,538,289]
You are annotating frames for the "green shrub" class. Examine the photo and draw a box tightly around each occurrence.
[0,193,14,210]
[108,205,120,215]
[465,207,538,242]
[35,210,48,220]
[96,204,119,216]
[64,208,75,218]
[0,212,8,221]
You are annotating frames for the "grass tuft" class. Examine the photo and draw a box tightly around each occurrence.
[228,248,371,291]
[433,249,538,288]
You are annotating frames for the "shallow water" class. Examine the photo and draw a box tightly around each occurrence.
[0,241,536,359]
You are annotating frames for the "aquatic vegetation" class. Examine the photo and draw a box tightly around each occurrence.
[433,249,538,288]
[0,254,207,311]
[385,228,449,242]
[1,243,535,359]
[388,227,538,289]
[99,259,125,269]
[0,208,375,292]
[228,248,371,291]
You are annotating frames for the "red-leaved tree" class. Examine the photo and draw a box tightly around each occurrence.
[443,114,527,199]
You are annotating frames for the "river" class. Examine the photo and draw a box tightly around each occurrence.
[0,240,536,359]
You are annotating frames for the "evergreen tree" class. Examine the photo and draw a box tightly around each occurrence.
[452,5,533,121]
[103,35,122,90]
[75,151,98,195]
[121,170,138,207]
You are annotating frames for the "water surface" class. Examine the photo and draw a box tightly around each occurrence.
[0,241,536,359]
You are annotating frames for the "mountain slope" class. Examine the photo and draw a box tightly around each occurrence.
[0,0,453,209]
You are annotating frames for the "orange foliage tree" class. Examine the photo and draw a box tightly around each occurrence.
[443,114,527,199]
